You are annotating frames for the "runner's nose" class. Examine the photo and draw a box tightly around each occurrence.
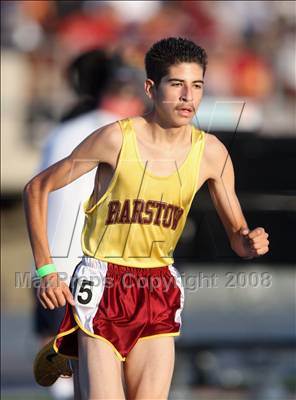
[179,86,193,102]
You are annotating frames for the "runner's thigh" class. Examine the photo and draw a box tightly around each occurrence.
[124,336,175,400]
[78,330,125,400]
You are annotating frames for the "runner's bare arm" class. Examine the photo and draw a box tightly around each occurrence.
[23,122,122,309]
[24,122,122,268]
[205,134,269,258]
[23,122,120,285]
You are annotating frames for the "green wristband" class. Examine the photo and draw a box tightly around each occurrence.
[36,263,57,278]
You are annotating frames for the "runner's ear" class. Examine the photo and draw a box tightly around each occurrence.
[144,79,155,100]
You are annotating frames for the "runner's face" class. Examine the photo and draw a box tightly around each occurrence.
[153,62,204,127]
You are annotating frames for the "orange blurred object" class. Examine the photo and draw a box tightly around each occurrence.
[231,52,274,99]
[20,0,56,24]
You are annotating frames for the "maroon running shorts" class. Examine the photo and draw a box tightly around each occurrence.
[53,257,184,361]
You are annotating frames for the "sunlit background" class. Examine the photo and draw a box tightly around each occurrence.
[1,1,295,399]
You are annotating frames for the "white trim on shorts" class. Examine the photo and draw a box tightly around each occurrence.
[169,265,185,326]
[72,257,108,333]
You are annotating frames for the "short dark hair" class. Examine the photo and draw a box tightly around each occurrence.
[145,37,208,86]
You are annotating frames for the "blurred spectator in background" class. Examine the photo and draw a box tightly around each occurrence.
[33,47,144,400]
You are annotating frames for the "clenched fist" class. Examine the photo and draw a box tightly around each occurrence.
[231,227,269,259]
[37,272,75,309]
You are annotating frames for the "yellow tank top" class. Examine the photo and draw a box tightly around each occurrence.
[81,118,205,268]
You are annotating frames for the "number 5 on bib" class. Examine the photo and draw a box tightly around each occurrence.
[74,278,97,308]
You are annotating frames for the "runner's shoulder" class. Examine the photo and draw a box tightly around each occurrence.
[93,120,123,151]
[203,132,228,159]
[71,120,123,166]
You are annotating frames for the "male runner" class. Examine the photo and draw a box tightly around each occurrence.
[24,37,269,400]
[33,49,143,400]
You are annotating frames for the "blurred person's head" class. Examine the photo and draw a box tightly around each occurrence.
[61,49,144,121]
[144,37,208,127]
[99,66,146,117]
[67,49,121,100]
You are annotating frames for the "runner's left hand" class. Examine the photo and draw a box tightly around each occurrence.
[231,227,269,259]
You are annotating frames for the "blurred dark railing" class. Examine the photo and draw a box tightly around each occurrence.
[175,133,296,264]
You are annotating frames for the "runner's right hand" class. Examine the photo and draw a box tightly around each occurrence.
[37,272,75,309]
